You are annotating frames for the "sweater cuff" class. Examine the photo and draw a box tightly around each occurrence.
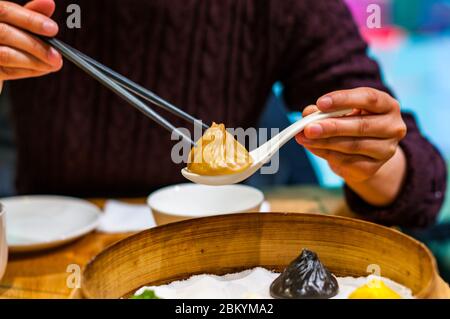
[344,138,447,229]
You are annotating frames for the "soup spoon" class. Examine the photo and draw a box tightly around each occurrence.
[182,109,352,185]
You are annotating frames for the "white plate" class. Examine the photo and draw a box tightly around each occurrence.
[1,196,101,253]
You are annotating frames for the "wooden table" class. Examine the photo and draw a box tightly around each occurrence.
[0,186,441,298]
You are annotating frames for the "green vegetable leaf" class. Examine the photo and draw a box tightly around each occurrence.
[131,289,160,299]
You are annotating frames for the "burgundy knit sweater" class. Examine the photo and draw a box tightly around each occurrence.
[9,0,447,228]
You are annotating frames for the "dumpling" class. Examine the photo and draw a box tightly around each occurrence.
[270,249,339,299]
[349,279,401,299]
[187,123,252,175]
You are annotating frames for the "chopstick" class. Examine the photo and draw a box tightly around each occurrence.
[61,41,209,131]
[40,37,201,147]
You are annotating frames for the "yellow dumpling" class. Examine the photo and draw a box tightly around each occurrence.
[349,279,401,299]
[187,123,252,176]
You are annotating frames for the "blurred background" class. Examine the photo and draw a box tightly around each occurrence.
[315,0,450,209]
[0,0,450,276]
[331,0,450,280]
[260,0,450,222]
[247,0,450,280]
[307,0,450,189]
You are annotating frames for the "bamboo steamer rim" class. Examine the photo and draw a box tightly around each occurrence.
[82,213,439,299]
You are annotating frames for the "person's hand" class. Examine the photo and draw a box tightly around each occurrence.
[296,87,407,184]
[0,0,62,92]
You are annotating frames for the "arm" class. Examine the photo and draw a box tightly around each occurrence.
[279,0,447,228]
[345,144,406,207]
[344,111,447,228]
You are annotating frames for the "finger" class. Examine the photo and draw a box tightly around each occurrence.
[0,66,50,80]
[302,105,318,117]
[306,147,381,181]
[0,45,59,72]
[0,23,61,67]
[297,135,397,160]
[303,114,398,139]
[316,88,397,114]
[303,106,361,119]
[0,1,58,36]
[25,0,55,17]
[296,105,319,142]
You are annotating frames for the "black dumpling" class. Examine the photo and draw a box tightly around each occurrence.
[270,249,339,299]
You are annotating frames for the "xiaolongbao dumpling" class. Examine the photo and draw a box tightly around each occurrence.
[270,249,339,299]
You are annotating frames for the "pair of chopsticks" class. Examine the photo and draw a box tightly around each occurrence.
[40,37,208,147]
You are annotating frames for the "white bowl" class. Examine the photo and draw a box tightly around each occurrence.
[148,183,264,225]
[0,203,7,280]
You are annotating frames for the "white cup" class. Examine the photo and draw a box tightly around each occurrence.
[0,203,8,280]
[148,184,264,226]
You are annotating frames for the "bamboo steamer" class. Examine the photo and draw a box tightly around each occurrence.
[81,213,450,299]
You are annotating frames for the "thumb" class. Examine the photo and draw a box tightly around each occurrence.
[24,0,56,17]
[302,105,319,117]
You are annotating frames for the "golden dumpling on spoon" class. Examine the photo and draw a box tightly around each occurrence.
[187,123,252,176]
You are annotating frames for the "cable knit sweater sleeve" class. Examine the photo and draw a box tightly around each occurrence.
[279,0,447,228]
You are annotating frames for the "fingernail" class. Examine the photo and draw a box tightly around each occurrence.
[318,96,333,109]
[42,20,58,34]
[47,47,60,63]
[307,124,323,138]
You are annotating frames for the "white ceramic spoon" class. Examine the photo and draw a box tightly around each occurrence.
[182,109,352,185]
